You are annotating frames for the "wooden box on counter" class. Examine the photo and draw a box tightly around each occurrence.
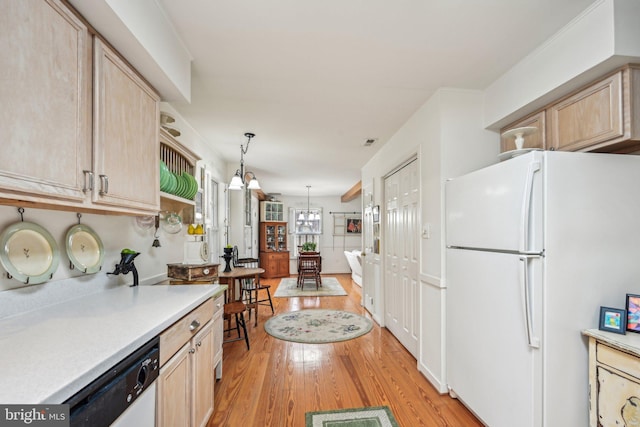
[167,263,219,282]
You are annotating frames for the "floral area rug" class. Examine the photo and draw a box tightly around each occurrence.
[305,406,399,427]
[264,309,373,343]
[273,277,347,297]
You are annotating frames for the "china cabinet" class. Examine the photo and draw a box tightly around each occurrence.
[260,201,284,222]
[259,221,289,278]
[583,329,640,427]
[260,222,287,252]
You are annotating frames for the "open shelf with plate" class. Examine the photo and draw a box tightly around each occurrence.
[159,128,201,223]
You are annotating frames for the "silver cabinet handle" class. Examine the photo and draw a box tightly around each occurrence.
[82,170,94,193]
[189,348,195,354]
[189,319,201,331]
[98,174,109,195]
[196,341,202,347]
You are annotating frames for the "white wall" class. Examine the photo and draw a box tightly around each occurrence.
[275,194,362,275]
[362,88,499,392]
[484,0,640,129]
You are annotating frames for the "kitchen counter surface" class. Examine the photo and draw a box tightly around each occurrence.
[0,284,226,404]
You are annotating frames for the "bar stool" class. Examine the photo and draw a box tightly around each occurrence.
[223,301,249,350]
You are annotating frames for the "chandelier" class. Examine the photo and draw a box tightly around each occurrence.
[229,132,260,190]
[298,185,317,223]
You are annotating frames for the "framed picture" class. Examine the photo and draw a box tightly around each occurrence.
[599,306,626,335]
[346,217,361,234]
[625,294,640,333]
[372,205,380,223]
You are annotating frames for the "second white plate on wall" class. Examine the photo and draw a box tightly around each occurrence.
[66,224,104,274]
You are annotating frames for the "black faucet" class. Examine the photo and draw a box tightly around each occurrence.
[107,251,140,287]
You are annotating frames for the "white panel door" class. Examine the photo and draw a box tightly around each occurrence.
[384,159,419,356]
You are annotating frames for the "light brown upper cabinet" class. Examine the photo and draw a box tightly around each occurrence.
[500,111,546,152]
[500,64,640,155]
[548,69,626,152]
[93,38,160,213]
[0,0,92,205]
[0,0,160,215]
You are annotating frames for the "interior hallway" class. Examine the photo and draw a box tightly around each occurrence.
[210,273,482,426]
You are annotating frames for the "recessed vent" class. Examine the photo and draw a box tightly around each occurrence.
[364,138,377,146]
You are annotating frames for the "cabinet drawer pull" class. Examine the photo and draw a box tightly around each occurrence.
[99,174,109,195]
[189,319,201,331]
[196,341,202,347]
[82,170,94,193]
[189,348,195,354]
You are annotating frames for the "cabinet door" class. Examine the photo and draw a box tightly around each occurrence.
[276,253,290,277]
[212,295,224,369]
[0,0,91,205]
[93,38,160,213]
[548,71,623,152]
[192,321,214,427]
[157,343,191,427]
[597,367,640,426]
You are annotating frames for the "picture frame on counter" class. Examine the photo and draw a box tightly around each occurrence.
[599,306,626,335]
[625,294,640,333]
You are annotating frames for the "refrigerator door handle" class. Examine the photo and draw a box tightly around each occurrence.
[520,161,541,253]
[519,255,540,349]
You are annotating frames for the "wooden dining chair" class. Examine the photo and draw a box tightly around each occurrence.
[297,253,321,289]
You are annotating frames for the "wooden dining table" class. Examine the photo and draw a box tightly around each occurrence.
[217,267,265,326]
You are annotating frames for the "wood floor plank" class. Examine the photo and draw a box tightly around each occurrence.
[209,274,482,427]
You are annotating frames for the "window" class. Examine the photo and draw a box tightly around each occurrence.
[290,207,322,257]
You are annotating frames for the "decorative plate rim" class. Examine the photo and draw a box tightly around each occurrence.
[65,224,105,274]
[0,221,60,284]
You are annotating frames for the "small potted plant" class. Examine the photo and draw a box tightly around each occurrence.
[301,241,317,253]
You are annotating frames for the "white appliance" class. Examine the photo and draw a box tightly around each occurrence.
[445,150,640,427]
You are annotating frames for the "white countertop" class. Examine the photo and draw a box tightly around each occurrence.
[0,284,224,404]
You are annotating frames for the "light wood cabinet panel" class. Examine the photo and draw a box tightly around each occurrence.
[93,38,160,212]
[192,321,214,427]
[157,343,191,427]
[158,298,220,427]
[259,251,290,278]
[548,71,623,152]
[500,111,546,152]
[0,0,91,205]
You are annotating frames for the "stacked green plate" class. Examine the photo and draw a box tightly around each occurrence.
[159,161,197,200]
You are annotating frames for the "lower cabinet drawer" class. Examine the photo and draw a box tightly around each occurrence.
[597,342,640,379]
[160,298,214,366]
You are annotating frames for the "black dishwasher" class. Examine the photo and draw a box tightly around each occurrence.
[64,336,160,427]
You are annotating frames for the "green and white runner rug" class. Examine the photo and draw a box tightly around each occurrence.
[305,406,399,427]
[274,276,347,297]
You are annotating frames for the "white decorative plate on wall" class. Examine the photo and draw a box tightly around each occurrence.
[65,224,104,274]
[0,222,60,284]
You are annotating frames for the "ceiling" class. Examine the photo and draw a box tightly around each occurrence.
[157,0,596,197]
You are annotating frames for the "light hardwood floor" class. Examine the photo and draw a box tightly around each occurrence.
[209,274,482,426]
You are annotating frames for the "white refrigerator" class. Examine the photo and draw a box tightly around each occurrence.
[445,150,640,427]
